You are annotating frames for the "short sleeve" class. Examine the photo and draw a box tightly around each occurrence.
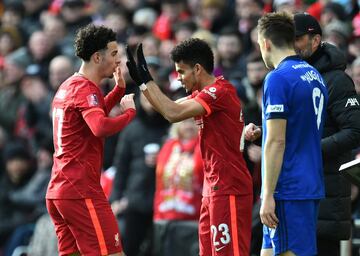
[194,83,227,116]
[263,72,289,120]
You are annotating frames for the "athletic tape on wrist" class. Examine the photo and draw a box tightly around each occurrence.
[139,83,147,91]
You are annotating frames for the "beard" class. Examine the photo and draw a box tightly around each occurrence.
[295,42,313,60]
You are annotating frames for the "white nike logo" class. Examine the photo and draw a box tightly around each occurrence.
[215,245,226,252]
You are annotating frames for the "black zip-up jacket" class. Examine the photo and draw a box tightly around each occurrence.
[110,98,169,214]
[306,42,360,240]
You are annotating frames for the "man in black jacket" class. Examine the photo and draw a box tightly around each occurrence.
[294,13,360,256]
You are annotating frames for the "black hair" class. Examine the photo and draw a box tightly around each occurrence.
[74,24,117,61]
[170,38,214,74]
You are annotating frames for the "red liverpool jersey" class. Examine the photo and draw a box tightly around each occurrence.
[191,76,253,197]
[47,75,123,199]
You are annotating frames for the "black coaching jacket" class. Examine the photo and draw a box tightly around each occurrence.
[306,42,360,240]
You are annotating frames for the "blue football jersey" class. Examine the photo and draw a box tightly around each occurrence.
[261,56,328,200]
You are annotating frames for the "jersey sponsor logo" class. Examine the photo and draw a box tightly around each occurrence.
[87,93,99,107]
[345,98,360,107]
[266,104,284,113]
[203,89,217,100]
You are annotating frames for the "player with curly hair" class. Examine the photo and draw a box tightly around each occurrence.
[46,24,135,256]
[126,38,253,256]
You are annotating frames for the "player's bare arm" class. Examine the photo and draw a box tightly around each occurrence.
[126,44,205,122]
[260,118,286,229]
[143,81,205,122]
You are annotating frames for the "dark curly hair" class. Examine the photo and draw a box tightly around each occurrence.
[170,38,214,74]
[74,24,117,61]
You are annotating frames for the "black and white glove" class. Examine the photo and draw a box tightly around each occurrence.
[136,43,154,84]
[125,45,143,86]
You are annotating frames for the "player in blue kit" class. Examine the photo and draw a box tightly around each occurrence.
[255,12,328,256]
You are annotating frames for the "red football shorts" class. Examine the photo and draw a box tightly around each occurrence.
[46,198,123,256]
[199,194,252,256]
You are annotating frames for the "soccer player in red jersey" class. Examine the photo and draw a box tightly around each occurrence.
[126,39,253,256]
[46,24,136,256]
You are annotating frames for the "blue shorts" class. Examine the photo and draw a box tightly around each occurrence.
[262,199,319,256]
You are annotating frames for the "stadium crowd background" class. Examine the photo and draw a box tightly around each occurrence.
[0,0,359,255]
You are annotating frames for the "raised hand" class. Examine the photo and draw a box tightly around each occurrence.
[120,93,136,112]
[125,45,143,86]
[136,43,154,84]
[113,65,126,88]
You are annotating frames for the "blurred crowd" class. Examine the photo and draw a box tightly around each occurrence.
[0,0,359,255]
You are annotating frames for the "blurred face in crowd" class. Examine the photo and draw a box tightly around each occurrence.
[1,10,22,27]
[247,60,267,87]
[217,35,242,61]
[236,0,262,19]
[159,40,175,68]
[3,61,24,86]
[162,2,184,22]
[61,5,86,23]
[142,35,160,56]
[43,17,66,43]
[105,13,128,33]
[201,4,223,24]
[6,158,31,184]
[115,0,141,12]
[49,56,74,91]
[175,28,194,44]
[23,0,47,15]
[178,119,197,141]
[0,33,16,56]
[21,76,48,103]
[29,31,55,61]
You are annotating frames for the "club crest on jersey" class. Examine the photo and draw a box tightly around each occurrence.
[87,93,99,107]
[209,87,216,93]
